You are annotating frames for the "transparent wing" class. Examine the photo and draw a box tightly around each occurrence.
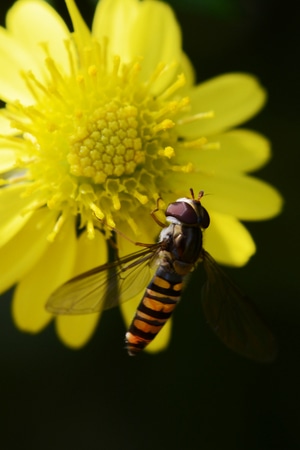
[201,250,277,362]
[46,245,160,315]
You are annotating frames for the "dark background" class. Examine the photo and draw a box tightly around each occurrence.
[0,1,299,449]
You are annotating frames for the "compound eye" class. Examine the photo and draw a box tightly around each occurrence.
[200,206,210,228]
[166,202,198,225]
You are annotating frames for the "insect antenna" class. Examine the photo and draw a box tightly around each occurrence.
[190,187,195,199]
[189,188,205,202]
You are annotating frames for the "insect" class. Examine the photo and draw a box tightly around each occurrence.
[46,189,277,362]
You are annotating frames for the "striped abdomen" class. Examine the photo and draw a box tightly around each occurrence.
[125,266,183,355]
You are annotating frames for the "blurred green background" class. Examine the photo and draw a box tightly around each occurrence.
[0,0,299,449]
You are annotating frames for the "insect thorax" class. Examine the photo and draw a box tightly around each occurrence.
[159,222,203,276]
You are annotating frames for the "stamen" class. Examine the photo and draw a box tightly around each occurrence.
[182,137,207,148]
[102,36,109,71]
[90,203,105,221]
[146,62,167,90]
[21,71,48,101]
[158,73,186,100]
[0,173,28,185]
[106,214,116,229]
[177,110,214,125]
[202,142,220,150]
[112,55,121,78]
[152,102,177,120]
[133,190,148,205]
[87,219,95,239]
[64,39,77,79]
[158,146,175,158]
[152,98,188,121]
[112,195,121,210]
[127,217,139,235]
[152,119,174,134]
[45,56,65,86]
[21,199,47,215]
[47,212,67,242]
[172,162,194,173]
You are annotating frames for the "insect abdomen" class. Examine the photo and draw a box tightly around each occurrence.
[125,267,183,356]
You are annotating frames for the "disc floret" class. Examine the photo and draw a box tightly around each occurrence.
[5,41,188,238]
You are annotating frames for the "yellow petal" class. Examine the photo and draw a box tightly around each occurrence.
[92,0,181,93]
[0,138,28,172]
[116,209,161,256]
[126,0,181,91]
[0,184,36,247]
[201,174,283,220]
[65,0,92,49]
[0,208,57,293]
[0,109,19,135]
[165,172,283,220]
[56,314,100,349]
[179,73,266,137]
[203,210,256,266]
[92,0,143,59]
[176,129,271,173]
[179,52,196,89]
[12,218,76,332]
[0,150,17,172]
[216,130,271,171]
[0,26,39,103]
[6,0,71,73]
[71,228,108,276]
[55,229,108,348]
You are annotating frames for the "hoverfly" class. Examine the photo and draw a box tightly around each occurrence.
[46,189,277,362]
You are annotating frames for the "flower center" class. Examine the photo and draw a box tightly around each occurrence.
[68,101,144,184]
[3,40,196,239]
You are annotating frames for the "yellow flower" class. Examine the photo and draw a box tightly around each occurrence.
[0,0,282,352]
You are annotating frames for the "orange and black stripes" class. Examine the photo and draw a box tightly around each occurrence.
[125,266,183,355]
